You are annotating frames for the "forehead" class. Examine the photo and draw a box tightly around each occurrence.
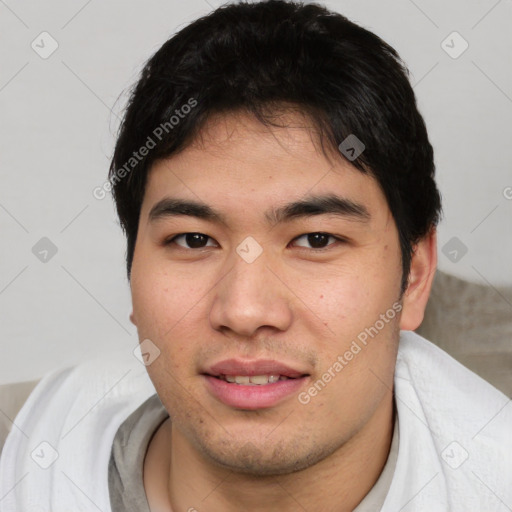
[141,111,390,223]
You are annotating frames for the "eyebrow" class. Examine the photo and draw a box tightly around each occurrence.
[148,194,371,226]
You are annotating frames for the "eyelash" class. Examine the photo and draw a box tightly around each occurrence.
[163,232,347,252]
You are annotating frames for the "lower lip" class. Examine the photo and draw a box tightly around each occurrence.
[203,375,308,410]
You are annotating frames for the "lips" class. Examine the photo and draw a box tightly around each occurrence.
[201,358,310,409]
[203,358,308,379]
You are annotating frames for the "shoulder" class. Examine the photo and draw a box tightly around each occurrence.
[397,330,511,418]
[396,330,512,469]
[384,331,512,508]
[397,330,510,402]
[0,350,157,511]
[0,348,154,458]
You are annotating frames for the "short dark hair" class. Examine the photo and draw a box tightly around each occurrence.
[109,0,442,293]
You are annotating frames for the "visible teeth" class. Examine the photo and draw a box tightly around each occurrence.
[221,374,285,385]
[250,375,278,385]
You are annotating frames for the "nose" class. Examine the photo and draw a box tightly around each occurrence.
[209,250,294,338]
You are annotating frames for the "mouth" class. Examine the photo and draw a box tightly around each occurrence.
[201,359,310,409]
[209,373,305,385]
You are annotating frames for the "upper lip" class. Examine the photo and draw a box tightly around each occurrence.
[203,359,309,378]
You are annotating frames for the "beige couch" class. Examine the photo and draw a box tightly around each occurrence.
[416,270,512,398]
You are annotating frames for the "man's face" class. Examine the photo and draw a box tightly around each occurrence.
[130,111,404,475]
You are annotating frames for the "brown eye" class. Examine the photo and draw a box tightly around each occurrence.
[169,233,217,249]
[292,233,340,249]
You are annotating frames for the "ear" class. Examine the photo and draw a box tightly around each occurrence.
[399,228,437,331]
[129,311,137,326]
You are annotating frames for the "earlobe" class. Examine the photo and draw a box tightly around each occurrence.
[129,311,137,326]
[399,229,437,331]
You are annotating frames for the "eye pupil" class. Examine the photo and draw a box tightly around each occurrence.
[308,233,329,248]
[186,233,207,248]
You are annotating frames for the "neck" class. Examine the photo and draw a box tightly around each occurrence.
[144,390,395,512]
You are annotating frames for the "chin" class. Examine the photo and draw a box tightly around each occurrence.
[199,436,334,477]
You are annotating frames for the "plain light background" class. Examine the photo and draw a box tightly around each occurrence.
[1,0,511,383]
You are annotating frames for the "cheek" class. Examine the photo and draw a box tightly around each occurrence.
[297,250,401,385]
[131,251,206,336]
[316,281,366,335]
[303,282,399,433]
[131,266,201,399]
[296,260,397,342]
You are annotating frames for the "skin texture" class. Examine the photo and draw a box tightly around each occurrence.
[130,110,437,511]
